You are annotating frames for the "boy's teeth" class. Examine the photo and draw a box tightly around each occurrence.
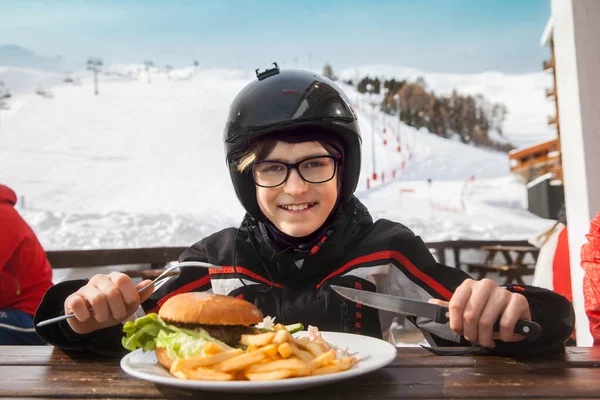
[282,203,313,211]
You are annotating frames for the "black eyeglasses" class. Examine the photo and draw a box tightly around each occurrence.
[251,155,340,188]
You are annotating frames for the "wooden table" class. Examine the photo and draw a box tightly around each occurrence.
[2,345,600,399]
[467,245,539,285]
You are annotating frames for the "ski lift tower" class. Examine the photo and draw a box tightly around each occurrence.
[87,58,103,95]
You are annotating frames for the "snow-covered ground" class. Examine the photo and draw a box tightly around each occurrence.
[0,65,556,257]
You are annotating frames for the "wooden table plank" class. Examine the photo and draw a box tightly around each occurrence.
[2,364,600,399]
[3,346,599,369]
[2,347,600,399]
[0,346,119,366]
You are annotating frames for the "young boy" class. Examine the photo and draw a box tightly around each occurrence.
[35,66,574,356]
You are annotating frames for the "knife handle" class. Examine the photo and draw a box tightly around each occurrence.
[435,306,542,342]
[435,305,450,324]
[494,319,542,342]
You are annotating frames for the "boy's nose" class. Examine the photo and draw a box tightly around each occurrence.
[283,169,308,195]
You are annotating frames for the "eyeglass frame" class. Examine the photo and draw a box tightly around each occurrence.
[251,154,341,188]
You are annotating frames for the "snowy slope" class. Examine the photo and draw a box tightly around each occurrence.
[0,67,66,95]
[0,65,555,251]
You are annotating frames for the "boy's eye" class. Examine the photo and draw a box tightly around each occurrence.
[259,163,285,173]
[303,161,324,169]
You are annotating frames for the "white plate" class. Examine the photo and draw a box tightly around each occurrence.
[120,331,397,393]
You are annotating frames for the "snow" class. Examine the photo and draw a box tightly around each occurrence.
[0,65,556,256]
[527,173,554,189]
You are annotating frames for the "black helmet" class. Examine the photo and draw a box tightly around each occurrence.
[224,64,362,219]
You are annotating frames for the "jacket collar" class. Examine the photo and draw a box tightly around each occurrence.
[245,196,373,264]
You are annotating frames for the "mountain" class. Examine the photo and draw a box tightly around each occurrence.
[0,44,67,71]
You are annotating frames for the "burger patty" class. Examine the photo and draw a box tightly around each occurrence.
[170,322,256,346]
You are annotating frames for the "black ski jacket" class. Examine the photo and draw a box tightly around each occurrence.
[35,197,574,357]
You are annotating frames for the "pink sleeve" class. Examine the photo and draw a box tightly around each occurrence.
[581,211,600,345]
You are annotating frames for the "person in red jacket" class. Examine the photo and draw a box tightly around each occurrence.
[582,210,600,345]
[0,184,53,344]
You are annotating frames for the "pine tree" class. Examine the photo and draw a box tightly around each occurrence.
[357,75,513,152]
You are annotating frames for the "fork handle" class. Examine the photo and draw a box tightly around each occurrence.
[36,313,78,327]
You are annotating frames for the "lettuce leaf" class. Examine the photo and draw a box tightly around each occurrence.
[122,313,174,352]
[121,313,231,358]
[155,330,209,360]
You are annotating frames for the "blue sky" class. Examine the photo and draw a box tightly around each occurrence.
[0,0,551,74]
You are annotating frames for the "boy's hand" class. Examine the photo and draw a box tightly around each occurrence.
[64,272,154,334]
[429,278,531,348]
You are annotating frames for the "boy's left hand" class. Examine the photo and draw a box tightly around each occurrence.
[428,278,531,348]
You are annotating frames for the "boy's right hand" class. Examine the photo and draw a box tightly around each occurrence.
[64,272,154,334]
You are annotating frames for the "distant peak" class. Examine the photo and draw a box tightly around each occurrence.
[0,44,36,54]
[0,44,66,71]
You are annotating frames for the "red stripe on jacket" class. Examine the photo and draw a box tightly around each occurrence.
[209,266,282,288]
[316,250,452,300]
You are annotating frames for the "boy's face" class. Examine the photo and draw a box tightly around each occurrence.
[256,141,339,237]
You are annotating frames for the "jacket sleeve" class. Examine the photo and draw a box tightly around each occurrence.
[34,279,128,357]
[388,228,574,355]
[34,242,213,356]
[489,284,574,355]
[581,211,600,345]
[0,206,24,272]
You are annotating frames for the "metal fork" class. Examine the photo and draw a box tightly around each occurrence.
[36,261,220,328]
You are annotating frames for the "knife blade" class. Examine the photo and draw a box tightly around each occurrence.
[331,285,542,342]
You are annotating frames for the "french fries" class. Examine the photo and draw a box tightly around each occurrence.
[203,342,226,355]
[217,351,266,372]
[277,342,293,358]
[308,349,336,370]
[170,349,243,371]
[168,330,360,382]
[272,329,292,344]
[240,332,275,346]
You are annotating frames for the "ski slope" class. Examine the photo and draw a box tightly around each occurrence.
[0,65,555,252]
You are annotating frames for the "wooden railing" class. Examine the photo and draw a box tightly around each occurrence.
[46,247,188,278]
[46,240,532,275]
[425,239,530,268]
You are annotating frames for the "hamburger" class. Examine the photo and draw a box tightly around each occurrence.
[122,292,265,370]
